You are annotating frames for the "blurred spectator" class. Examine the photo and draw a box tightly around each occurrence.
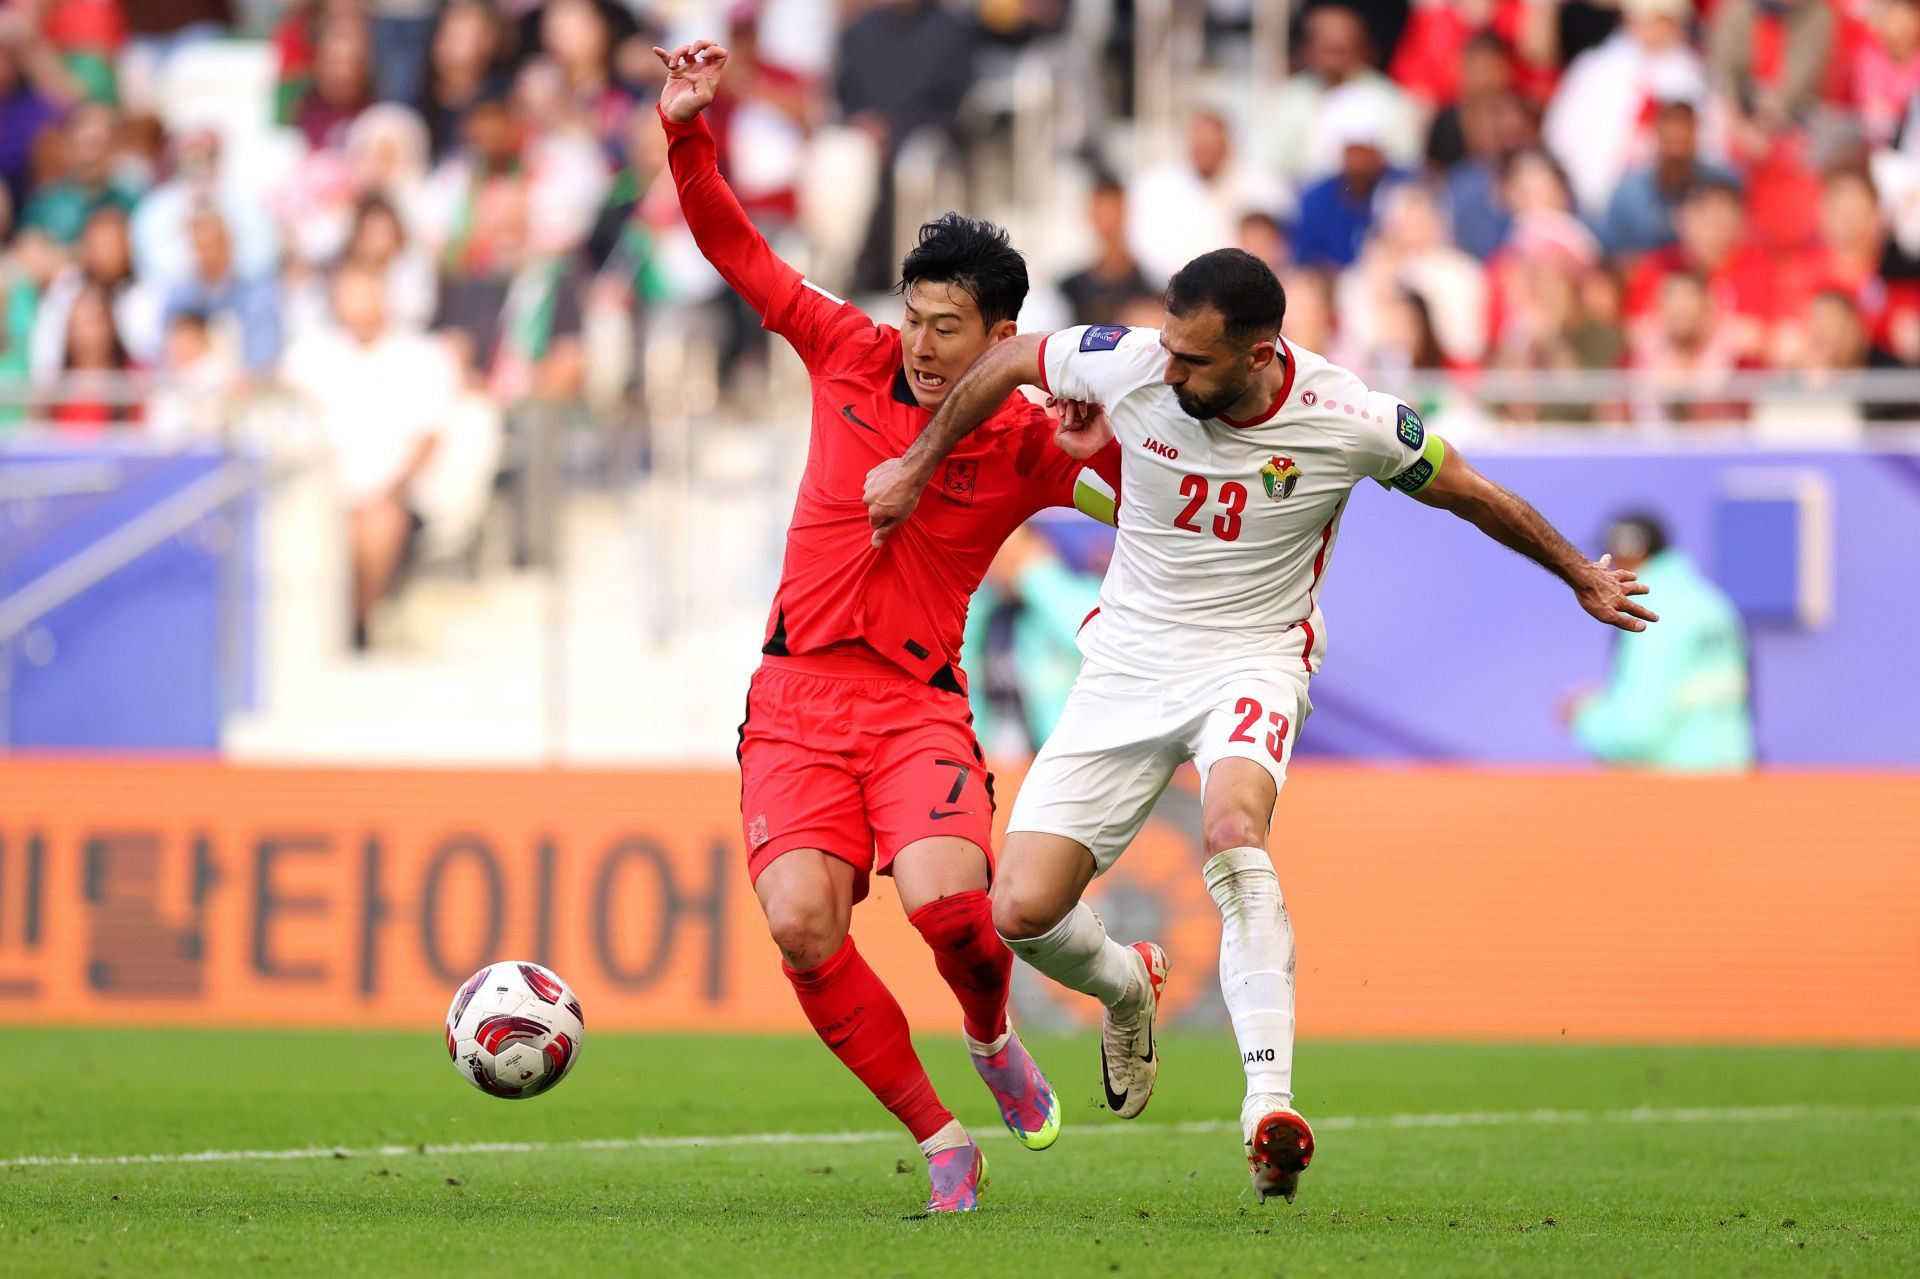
[38,0,126,103]
[130,127,280,289]
[1775,168,1920,367]
[964,524,1104,758]
[1708,0,1835,161]
[510,58,615,256]
[1443,76,1542,256]
[1337,182,1487,368]
[1566,513,1754,771]
[422,96,528,360]
[1060,175,1153,326]
[1855,0,1920,148]
[835,0,979,290]
[1393,1,1557,124]
[295,11,374,151]
[418,0,511,162]
[1292,92,1408,270]
[1603,100,1740,257]
[367,0,439,107]
[0,32,74,214]
[1424,31,1518,172]
[1624,177,1774,362]
[1543,0,1706,218]
[1236,210,1290,275]
[120,0,232,111]
[281,266,455,650]
[20,101,139,244]
[1267,5,1421,185]
[147,308,239,440]
[1755,287,1920,432]
[1279,266,1338,356]
[1630,270,1748,422]
[44,283,140,433]
[31,204,160,377]
[162,205,283,375]
[1127,109,1284,283]
[539,0,637,155]
[340,191,437,331]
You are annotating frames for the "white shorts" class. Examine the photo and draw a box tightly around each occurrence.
[1007,658,1312,874]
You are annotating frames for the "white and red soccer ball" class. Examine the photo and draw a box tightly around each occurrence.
[445,961,585,1099]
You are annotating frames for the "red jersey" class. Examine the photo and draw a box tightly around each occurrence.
[661,108,1122,692]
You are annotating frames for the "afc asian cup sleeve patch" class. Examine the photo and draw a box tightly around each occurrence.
[1389,458,1434,494]
[1080,325,1130,352]
[1395,403,1425,451]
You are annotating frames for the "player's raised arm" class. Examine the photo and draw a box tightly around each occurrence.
[654,41,855,358]
[1409,441,1660,633]
[864,331,1048,545]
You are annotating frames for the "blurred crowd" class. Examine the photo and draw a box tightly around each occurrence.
[3,0,1919,642]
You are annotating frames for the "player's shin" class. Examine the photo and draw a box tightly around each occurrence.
[1001,901,1140,1007]
[783,937,958,1144]
[908,889,1011,1044]
[1203,846,1296,1117]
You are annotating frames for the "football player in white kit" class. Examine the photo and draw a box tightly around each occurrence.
[864,249,1657,1203]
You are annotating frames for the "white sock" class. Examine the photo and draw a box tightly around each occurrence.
[918,1118,970,1159]
[1204,846,1295,1113]
[963,1023,1013,1057]
[1003,902,1140,1009]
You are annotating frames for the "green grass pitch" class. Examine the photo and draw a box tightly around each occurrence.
[4,1029,1917,1276]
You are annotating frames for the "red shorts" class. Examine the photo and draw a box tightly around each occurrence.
[738,650,996,902]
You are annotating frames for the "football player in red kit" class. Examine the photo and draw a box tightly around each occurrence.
[656,40,1123,1211]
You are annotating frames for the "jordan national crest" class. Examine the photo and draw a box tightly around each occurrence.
[1261,455,1302,501]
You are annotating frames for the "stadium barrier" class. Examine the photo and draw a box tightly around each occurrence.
[2,760,1915,1045]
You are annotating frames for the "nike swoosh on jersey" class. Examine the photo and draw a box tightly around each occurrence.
[840,404,880,433]
[928,808,973,820]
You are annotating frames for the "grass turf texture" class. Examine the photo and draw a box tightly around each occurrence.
[4,1031,1917,1277]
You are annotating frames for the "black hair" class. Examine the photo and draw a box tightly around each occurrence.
[1683,172,1743,203]
[1604,512,1670,561]
[897,212,1030,329]
[1164,248,1287,344]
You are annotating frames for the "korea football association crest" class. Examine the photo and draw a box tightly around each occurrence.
[1261,455,1302,502]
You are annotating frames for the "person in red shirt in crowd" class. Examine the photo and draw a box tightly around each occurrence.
[654,39,1124,1213]
[1624,177,1776,363]
[1774,168,1920,365]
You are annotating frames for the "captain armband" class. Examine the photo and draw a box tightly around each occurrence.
[1385,433,1446,496]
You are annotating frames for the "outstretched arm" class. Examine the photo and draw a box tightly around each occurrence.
[864,332,1046,545]
[655,40,849,352]
[1414,443,1659,633]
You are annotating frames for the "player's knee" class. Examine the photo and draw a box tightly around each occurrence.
[763,893,847,970]
[1204,814,1268,856]
[991,885,1067,942]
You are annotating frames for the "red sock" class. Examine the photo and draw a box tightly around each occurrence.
[907,889,1012,1045]
[784,937,953,1142]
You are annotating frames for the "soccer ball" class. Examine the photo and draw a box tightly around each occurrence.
[445,960,585,1099]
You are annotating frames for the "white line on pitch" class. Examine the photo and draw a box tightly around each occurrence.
[8,1103,1917,1170]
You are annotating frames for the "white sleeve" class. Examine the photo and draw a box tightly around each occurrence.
[1039,324,1161,405]
[1354,390,1444,496]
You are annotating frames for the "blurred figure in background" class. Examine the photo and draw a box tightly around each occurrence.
[147,307,238,440]
[1337,181,1486,370]
[418,0,511,162]
[281,266,455,650]
[162,205,283,375]
[1566,514,1753,771]
[0,30,73,215]
[1267,4,1420,185]
[295,10,374,152]
[964,525,1104,760]
[1544,0,1706,218]
[1630,270,1748,423]
[1059,174,1153,326]
[1291,91,1406,270]
[44,281,140,432]
[20,101,138,244]
[1707,0,1834,162]
[1603,99,1738,258]
[1127,109,1283,286]
[1624,177,1774,365]
[30,203,159,377]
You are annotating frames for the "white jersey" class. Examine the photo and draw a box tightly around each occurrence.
[1039,324,1441,678]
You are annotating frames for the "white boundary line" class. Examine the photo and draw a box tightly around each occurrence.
[8,1103,1917,1170]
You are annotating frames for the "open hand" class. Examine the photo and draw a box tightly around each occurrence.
[653,40,729,122]
[1575,554,1659,633]
[1048,397,1112,459]
[864,457,925,548]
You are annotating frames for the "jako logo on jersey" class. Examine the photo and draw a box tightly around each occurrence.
[1080,325,1129,352]
[1396,403,1425,450]
[1144,437,1179,460]
[1261,455,1302,501]
[1243,1048,1276,1063]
